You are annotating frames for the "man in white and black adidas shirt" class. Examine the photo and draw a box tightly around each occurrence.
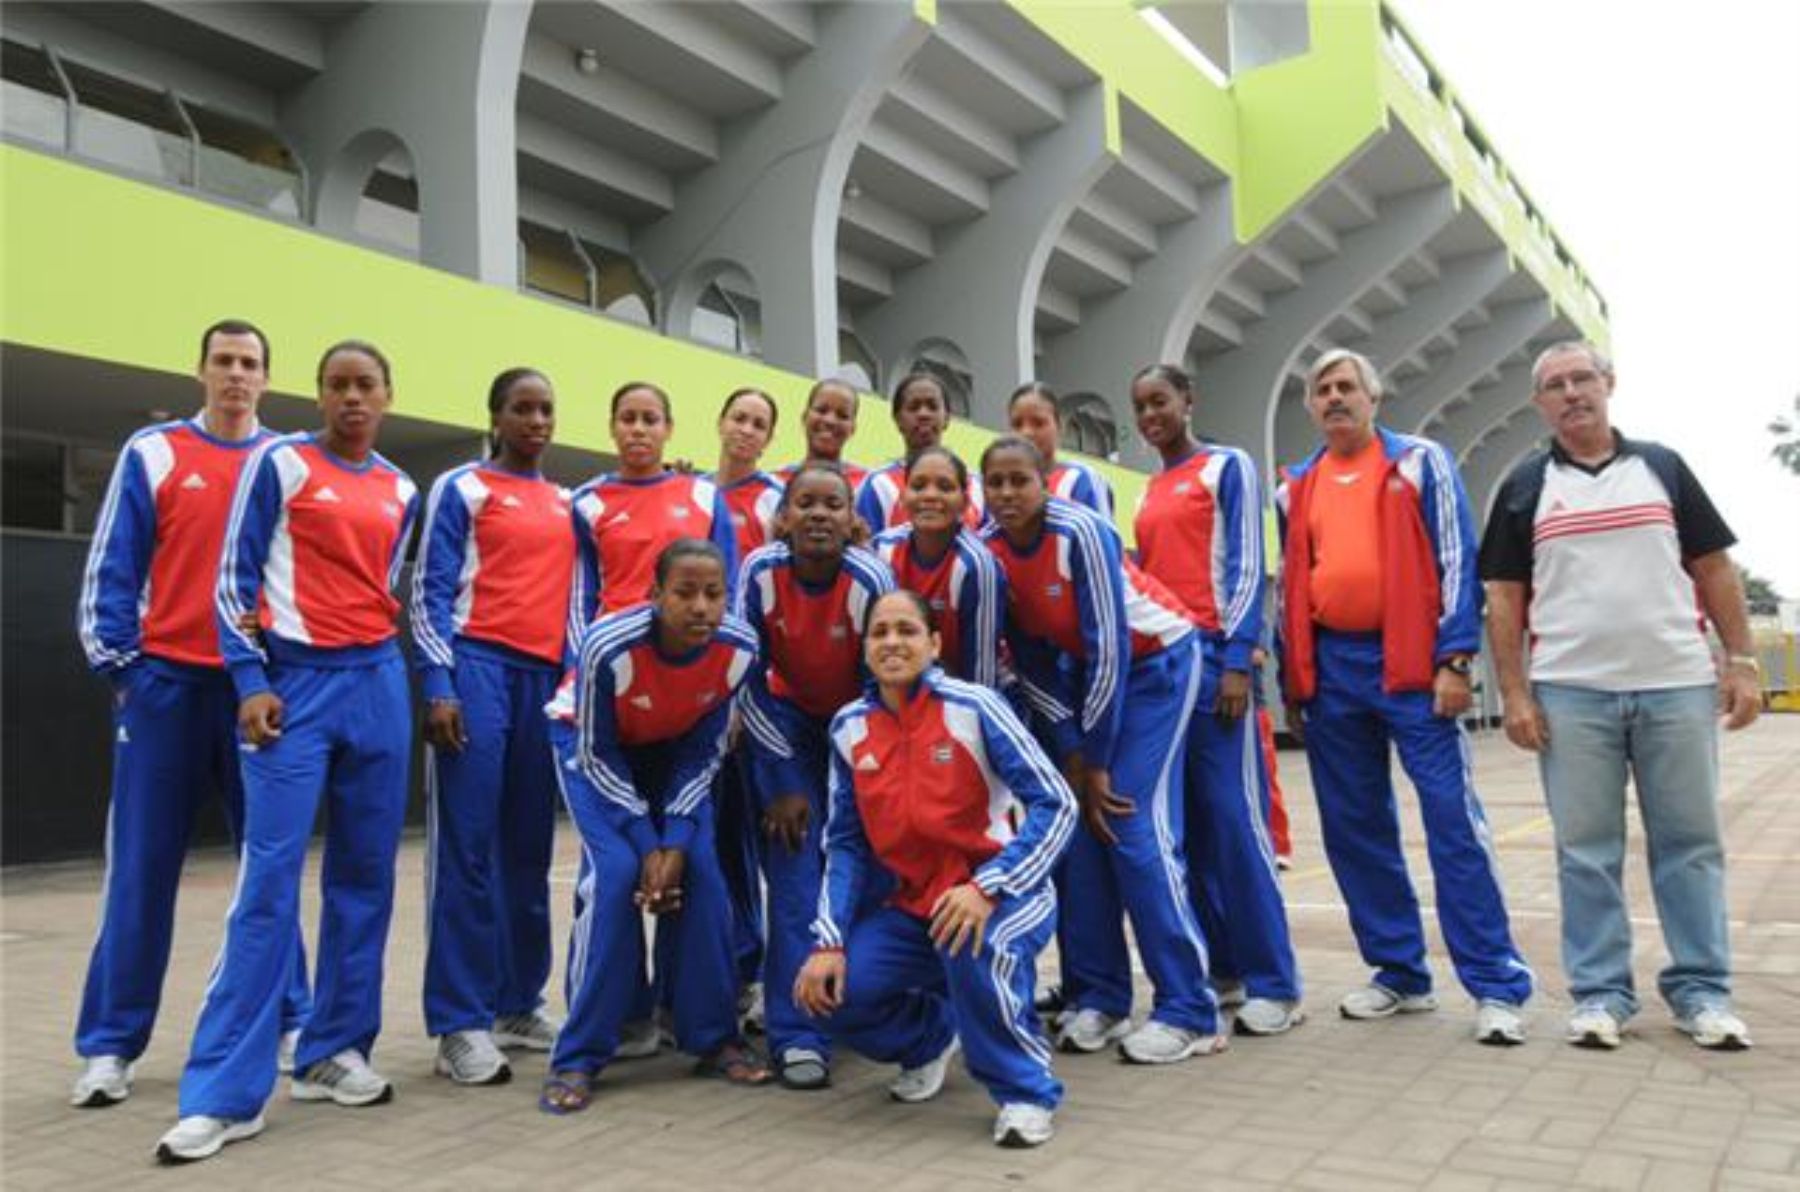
[1479,340,1761,1054]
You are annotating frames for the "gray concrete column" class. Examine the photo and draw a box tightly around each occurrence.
[283,0,529,285]
[1193,184,1455,474]
[1461,408,1549,518]
[1384,297,1553,433]
[1041,186,1236,468]
[1430,360,1530,458]
[634,3,932,377]
[857,83,1116,428]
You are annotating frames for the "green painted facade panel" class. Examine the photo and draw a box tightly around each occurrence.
[0,146,1151,522]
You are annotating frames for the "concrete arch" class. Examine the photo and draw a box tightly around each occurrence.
[667,257,762,356]
[315,126,416,248]
[282,0,531,283]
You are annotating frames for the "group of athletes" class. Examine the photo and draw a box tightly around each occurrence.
[77,317,1453,1164]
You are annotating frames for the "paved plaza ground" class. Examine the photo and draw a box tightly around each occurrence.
[4,716,1797,1190]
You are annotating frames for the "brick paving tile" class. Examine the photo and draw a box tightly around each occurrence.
[5,719,1797,1189]
[1574,1151,1652,1190]
[1641,1158,1726,1190]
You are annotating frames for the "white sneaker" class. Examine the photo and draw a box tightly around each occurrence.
[291,1049,393,1106]
[1567,1002,1622,1050]
[615,1018,661,1060]
[993,1102,1055,1148]
[1338,984,1438,1020]
[436,1030,512,1085]
[1118,1020,1229,1064]
[277,1029,300,1075]
[155,1114,265,1164]
[889,1037,959,1103]
[71,1055,132,1107]
[1057,1008,1130,1054]
[1475,999,1527,1046]
[1234,998,1305,1037]
[1676,1006,1752,1051]
[493,1009,558,1052]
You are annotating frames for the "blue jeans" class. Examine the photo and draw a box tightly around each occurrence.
[1534,683,1730,1021]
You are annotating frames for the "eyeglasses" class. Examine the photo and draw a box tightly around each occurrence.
[1536,369,1603,396]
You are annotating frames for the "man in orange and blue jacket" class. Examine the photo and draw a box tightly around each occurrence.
[1276,348,1532,1045]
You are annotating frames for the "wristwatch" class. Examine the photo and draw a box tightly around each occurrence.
[1438,655,1473,677]
[1727,654,1762,678]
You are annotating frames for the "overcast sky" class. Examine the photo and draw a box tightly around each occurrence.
[1396,0,1800,597]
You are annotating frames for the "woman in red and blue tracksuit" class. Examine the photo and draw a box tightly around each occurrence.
[163,341,419,1159]
[412,368,576,1078]
[541,540,768,1113]
[1130,364,1301,1032]
[869,446,1005,689]
[856,372,984,534]
[1007,381,1115,523]
[571,381,738,622]
[775,377,870,494]
[980,436,1222,1065]
[796,589,1075,1148]
[735,462,895,1089]
[709,386,785,1004]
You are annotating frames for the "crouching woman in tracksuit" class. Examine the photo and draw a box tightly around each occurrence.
[795,589,1075,1148]
[541,539,770,1113]
[158,340,419,1164]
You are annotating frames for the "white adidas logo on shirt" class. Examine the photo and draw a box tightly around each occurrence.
[181,473,207,491]
[855,754,880,772]
[314,486,342,503]
[502,494,523,508]
[630,694,653,710]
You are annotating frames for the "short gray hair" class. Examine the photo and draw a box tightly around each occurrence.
[1531,340,1614,390]
[1306,348,1384,401]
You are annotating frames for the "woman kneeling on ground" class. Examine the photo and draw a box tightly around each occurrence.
[795,590,1076,1148]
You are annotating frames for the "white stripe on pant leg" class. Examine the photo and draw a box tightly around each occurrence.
[423,746,439,959]
[196,821,256,1013]
[1452,726,1536,987]
[569,846,598,1000]
[1147,649,1213,979]
[1235,706,1281,877]
[550,757,601,1000]
[985,887,1056,1069]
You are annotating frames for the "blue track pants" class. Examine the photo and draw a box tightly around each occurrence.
[178,648,410,1120]
[75,659,310,1061]
[421,641,558,1036]
[824,891,1062,1109]
[1057,639,1218,1033]
[549,726,738,1074]
[1185,648,1302,1001]
[1302,632,1532,1003]
[751,714,832,1062]
[714,750,765,988]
